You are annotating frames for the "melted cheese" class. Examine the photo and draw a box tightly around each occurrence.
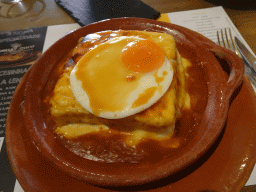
[46,30,191,147]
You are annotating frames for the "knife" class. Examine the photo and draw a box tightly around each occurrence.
[234,37,256,87]
[244,66,256,88]
[234,36,256,73]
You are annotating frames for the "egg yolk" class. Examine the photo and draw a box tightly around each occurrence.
[121,40,165,73]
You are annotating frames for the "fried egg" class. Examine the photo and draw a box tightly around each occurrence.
[70,36,174,119]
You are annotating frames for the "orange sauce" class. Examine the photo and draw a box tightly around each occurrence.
[131,86,158,108]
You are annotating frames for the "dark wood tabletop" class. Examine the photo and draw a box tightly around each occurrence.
[1,0,255,54]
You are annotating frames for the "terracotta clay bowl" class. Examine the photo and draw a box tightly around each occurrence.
[18,18,244,186]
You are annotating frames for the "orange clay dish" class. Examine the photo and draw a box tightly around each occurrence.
[44,30,208,164]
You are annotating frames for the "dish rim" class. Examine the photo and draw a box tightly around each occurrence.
[19,17,244,186]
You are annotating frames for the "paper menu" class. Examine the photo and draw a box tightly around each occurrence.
[42,23,80,52]
[167,7,241,44]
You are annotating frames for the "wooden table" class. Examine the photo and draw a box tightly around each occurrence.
[1,0,255,191]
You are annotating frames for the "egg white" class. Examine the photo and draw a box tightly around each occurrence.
[70,36,174,119]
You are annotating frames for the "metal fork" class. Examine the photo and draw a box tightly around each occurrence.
[217,28,256,88]
[217,28,242,58]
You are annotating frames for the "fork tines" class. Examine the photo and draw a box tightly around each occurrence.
[217,28,241,57]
